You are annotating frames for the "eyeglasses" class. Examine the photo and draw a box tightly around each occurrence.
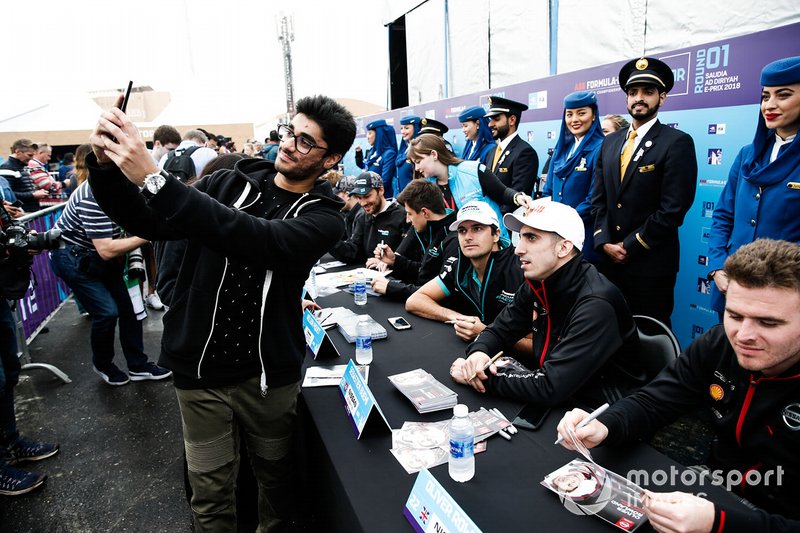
[277,124,328,155]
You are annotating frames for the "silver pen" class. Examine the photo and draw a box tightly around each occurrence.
[554,402,609,445]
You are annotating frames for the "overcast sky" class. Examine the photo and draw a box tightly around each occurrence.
[1,0,391,129]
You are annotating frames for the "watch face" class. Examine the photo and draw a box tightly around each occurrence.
[146,173,166,194]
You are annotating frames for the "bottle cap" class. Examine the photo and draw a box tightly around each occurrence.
[454,404,468,417]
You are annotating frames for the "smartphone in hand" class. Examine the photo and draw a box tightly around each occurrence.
[120,81,133,113]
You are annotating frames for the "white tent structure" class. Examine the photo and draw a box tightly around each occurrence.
[388,0,800,105]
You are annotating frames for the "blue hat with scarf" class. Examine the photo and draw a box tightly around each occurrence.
[458,106,486,122]
[760,56,800,86]
[548,90,604,179]
[458,106,495,161]
[740,56,800,188]
[366,119,388,130]
[397,115,421,169]
[563,91,597,110]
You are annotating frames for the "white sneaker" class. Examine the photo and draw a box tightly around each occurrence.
[145,293,164,310]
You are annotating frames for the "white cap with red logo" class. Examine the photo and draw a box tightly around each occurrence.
[503,198,585,251]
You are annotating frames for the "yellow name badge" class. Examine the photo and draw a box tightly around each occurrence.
[787,182,800,190]
[638,164,656,173]
[499,168,508,172]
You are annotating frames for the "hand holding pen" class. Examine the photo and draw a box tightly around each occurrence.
[554,403,610,447]
[457,351,503,393]
[445,316,486,342]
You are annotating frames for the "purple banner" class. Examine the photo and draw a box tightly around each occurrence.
[16,206,71,340]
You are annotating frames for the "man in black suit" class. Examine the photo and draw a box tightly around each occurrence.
[482,96,539,211]
[592,57,697,327]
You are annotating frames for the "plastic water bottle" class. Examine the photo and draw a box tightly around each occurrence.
[355,317,373,365]
[353,270,367,306]
[307,265,318,299]
[448,404,475,482]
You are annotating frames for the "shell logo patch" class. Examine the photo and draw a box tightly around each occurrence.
[709,384,724,401]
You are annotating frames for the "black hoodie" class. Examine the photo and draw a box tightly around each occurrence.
[88,156,345,392]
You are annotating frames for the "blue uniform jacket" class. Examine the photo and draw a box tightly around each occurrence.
[395,146,414,194]
[364,148,397,198]
[543,141,602,262]
[708,141,800,312]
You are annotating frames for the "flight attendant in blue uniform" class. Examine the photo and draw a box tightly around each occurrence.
[458,106,495,163]
[395,114,421,195]
[708,55,800,317]
[362,119,398,198]
[542,91,605,263]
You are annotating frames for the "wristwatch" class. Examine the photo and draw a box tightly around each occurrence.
[142,170,167,198]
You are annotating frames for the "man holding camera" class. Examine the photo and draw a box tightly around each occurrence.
[0,204,58,496]
[49,177,171,386]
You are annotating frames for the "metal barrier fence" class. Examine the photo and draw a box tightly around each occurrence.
[17,203,71,341]
[11,203,73,382]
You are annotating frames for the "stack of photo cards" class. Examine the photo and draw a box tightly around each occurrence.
[390,421,487,474]
[387,369,458,413]
[541,423,648,531]
[337,314,388,343]
[313,307,357,330]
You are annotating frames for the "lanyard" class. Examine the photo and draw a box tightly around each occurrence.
[526,279,551,367]
[439,183,456,211]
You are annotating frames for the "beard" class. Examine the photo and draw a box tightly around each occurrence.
[628,100,660,122]
[491,121,509,140]
[275,150,327,182]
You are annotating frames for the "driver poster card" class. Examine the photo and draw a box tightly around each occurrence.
[541,424,648,531]
[541,460,647,531]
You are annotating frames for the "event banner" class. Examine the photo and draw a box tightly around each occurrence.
[346,22,800,348]
[403,468,481,533]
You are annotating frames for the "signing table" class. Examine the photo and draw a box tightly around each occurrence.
[298,289,738,532]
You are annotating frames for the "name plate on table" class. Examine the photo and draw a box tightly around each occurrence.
[338,359,390,439]
[303,309,339,360]
[403,469,481,533]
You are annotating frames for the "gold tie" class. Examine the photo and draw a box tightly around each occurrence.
[619,130,638,181]
[491,144,503,172]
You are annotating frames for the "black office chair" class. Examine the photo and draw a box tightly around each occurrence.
[634,315,681,381]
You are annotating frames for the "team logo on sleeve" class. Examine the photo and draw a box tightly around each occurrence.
[496,290,515,304]
[709,384,724,401]
[782,403,800,430]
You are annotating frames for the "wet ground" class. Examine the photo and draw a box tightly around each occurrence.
[0,300,191,532]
